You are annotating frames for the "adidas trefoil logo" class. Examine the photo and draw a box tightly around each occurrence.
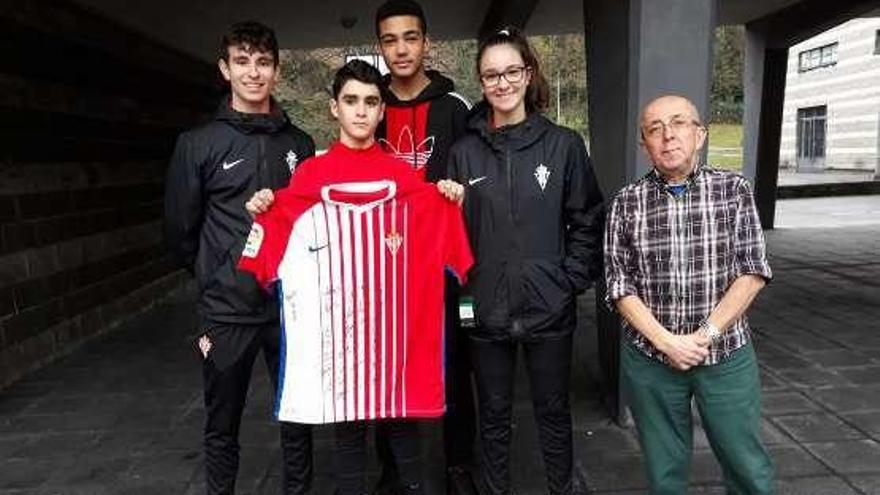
[379,126,434,170]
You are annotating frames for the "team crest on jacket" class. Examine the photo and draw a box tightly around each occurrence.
[385,231,403,255]
[534,164,551,191]
[285,150,298,172]
[380,127,434,170]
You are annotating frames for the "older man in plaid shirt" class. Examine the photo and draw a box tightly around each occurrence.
[604,94,775,494]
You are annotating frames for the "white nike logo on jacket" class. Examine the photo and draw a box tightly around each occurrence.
[222,158,245,170]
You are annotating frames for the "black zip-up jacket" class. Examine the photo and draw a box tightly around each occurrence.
[377,70,470,181]
[448,105,604,341]
[164,98,315,327]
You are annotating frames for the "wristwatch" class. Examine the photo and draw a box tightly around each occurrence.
[699,320,722,344]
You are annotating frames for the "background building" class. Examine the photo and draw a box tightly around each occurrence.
[780,13,880,172]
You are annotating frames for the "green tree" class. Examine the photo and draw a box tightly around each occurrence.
[711,25,745,123]
[532,34,588,138]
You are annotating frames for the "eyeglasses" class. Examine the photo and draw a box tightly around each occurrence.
[642,117,703,139]
[480,66,528,87]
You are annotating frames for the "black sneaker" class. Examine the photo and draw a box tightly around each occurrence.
[446,466,478,495]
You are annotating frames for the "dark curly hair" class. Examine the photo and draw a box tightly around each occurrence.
[218,21,279,66]
[332,59,387,101]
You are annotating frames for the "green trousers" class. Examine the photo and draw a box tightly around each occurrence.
[621,343,775,495]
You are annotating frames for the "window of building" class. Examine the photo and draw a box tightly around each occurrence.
[796,106,827,160]
[798,42,838,72]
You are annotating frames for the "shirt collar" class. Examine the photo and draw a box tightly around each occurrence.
[646,162,706,190]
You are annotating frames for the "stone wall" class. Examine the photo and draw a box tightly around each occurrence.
[0,0,218,388]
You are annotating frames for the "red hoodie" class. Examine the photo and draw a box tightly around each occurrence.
[378,70,471,181]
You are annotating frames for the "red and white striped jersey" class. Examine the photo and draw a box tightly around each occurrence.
[238,143,473,424]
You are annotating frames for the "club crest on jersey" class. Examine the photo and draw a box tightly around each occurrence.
[242,223,264,258]
[285,150,298,172]
[534,163,551,191]
[379,126,434,170]
[385,231,403,255]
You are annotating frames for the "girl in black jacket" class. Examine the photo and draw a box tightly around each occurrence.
[447,28,604,495]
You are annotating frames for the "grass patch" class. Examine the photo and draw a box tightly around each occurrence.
[708,123,742,149]
[708,123,743,170]
[707,153,743,170]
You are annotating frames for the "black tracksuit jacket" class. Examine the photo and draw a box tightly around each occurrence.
[164,99,315,327]
[448,105,605,341]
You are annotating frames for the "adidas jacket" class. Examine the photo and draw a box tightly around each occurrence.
[377,70,470,182]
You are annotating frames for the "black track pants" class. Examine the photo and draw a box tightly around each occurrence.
[201,323,313,495]
[470,333,574,495]
[335,421,422,495]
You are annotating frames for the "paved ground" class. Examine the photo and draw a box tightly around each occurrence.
[777,169,877,187]
[775,195,880,229]
[1,198,879,495]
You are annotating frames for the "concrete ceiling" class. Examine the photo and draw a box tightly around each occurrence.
[72,0,803,61]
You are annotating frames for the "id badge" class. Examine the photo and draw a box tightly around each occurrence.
[459,296,475,328]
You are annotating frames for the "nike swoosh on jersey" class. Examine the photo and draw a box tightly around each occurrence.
[308,244,328,253]
[222,158,245,170]
[468,176,487,186]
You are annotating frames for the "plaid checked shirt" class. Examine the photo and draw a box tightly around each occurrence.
[604,165,772,365]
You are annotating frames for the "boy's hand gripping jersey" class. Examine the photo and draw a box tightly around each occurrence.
[238,145,473,424]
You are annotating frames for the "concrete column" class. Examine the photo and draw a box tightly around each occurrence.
[741,27,766,184]
[586,0,716,196]
[743,22,788,229]
[585,0,716,423]
[753,47,788,229]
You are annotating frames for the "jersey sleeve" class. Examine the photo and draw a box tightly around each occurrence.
[237,206,291,289]
[443,200,474,284]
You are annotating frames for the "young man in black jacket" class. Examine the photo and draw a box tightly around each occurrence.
[373,1,477,494]
[164,21,315,495]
